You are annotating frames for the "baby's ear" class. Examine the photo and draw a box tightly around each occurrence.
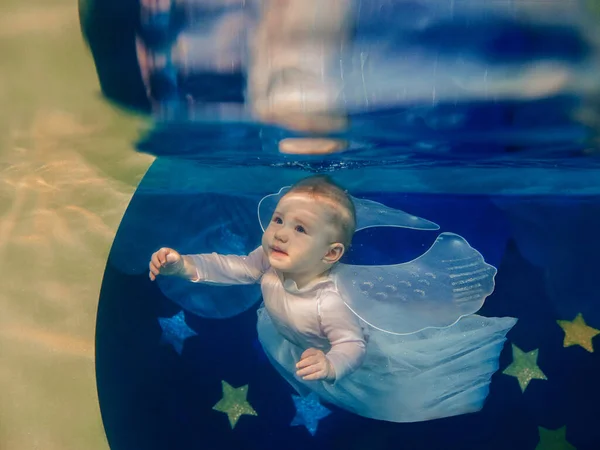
[324,243,345,264]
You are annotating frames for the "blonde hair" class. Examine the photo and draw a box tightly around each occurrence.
[286,175,356,248]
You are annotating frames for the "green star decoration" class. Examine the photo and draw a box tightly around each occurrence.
[212,381,257,428]
[535,426,576,450]
[502,344,547,392]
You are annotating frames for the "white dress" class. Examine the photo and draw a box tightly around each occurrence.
[189,246,516,423]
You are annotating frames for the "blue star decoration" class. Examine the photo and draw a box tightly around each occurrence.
[158,310,197,354]
[290,392,331,436]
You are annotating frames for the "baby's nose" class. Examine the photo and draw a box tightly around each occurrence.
[275,230,288,242]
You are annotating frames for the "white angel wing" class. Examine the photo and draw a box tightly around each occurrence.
[258,186,440,232]
[334,232,497,335]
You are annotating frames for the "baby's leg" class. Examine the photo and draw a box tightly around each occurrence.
[249,0,352,154]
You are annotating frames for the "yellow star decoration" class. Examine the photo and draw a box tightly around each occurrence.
[212,381,257,428]
[557,313,600,353]
[535,426,576,450]
[503,344,547,393]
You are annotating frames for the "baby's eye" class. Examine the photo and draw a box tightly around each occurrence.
[272,217,283,224]
[295,225,306,234]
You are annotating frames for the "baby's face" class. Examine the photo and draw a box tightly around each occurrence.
[262,192,339,276]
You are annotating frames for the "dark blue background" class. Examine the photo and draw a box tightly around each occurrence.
[96,187,600,450]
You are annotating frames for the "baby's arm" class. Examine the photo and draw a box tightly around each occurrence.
[319,293,367,381]
[296,291,366,382]
[150,246,269,285]
[187,246,269,285]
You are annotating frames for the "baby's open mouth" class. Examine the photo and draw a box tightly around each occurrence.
[271,247,288,256]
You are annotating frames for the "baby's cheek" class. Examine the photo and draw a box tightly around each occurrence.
[261,232,270,251]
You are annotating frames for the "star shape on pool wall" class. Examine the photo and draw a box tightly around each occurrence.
[213,381,257,428]
[158,310,197,355]
[535,426,576,450]
[502,344,547,393]
[290,392,332,436]
[557,313,600,353]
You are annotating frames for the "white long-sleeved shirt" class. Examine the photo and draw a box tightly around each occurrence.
[188,246,366,380]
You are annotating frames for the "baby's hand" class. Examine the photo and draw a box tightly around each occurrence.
[295,348,336,382]
[149,247,183,281]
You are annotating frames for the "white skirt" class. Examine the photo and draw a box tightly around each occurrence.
[256,306,516,423]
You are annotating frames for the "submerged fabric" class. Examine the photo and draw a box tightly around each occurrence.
[188,246,516,422]
[258,306,516,422]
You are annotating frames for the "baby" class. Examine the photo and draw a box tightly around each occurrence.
[149,175,517,422]
[149,175,366,383]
